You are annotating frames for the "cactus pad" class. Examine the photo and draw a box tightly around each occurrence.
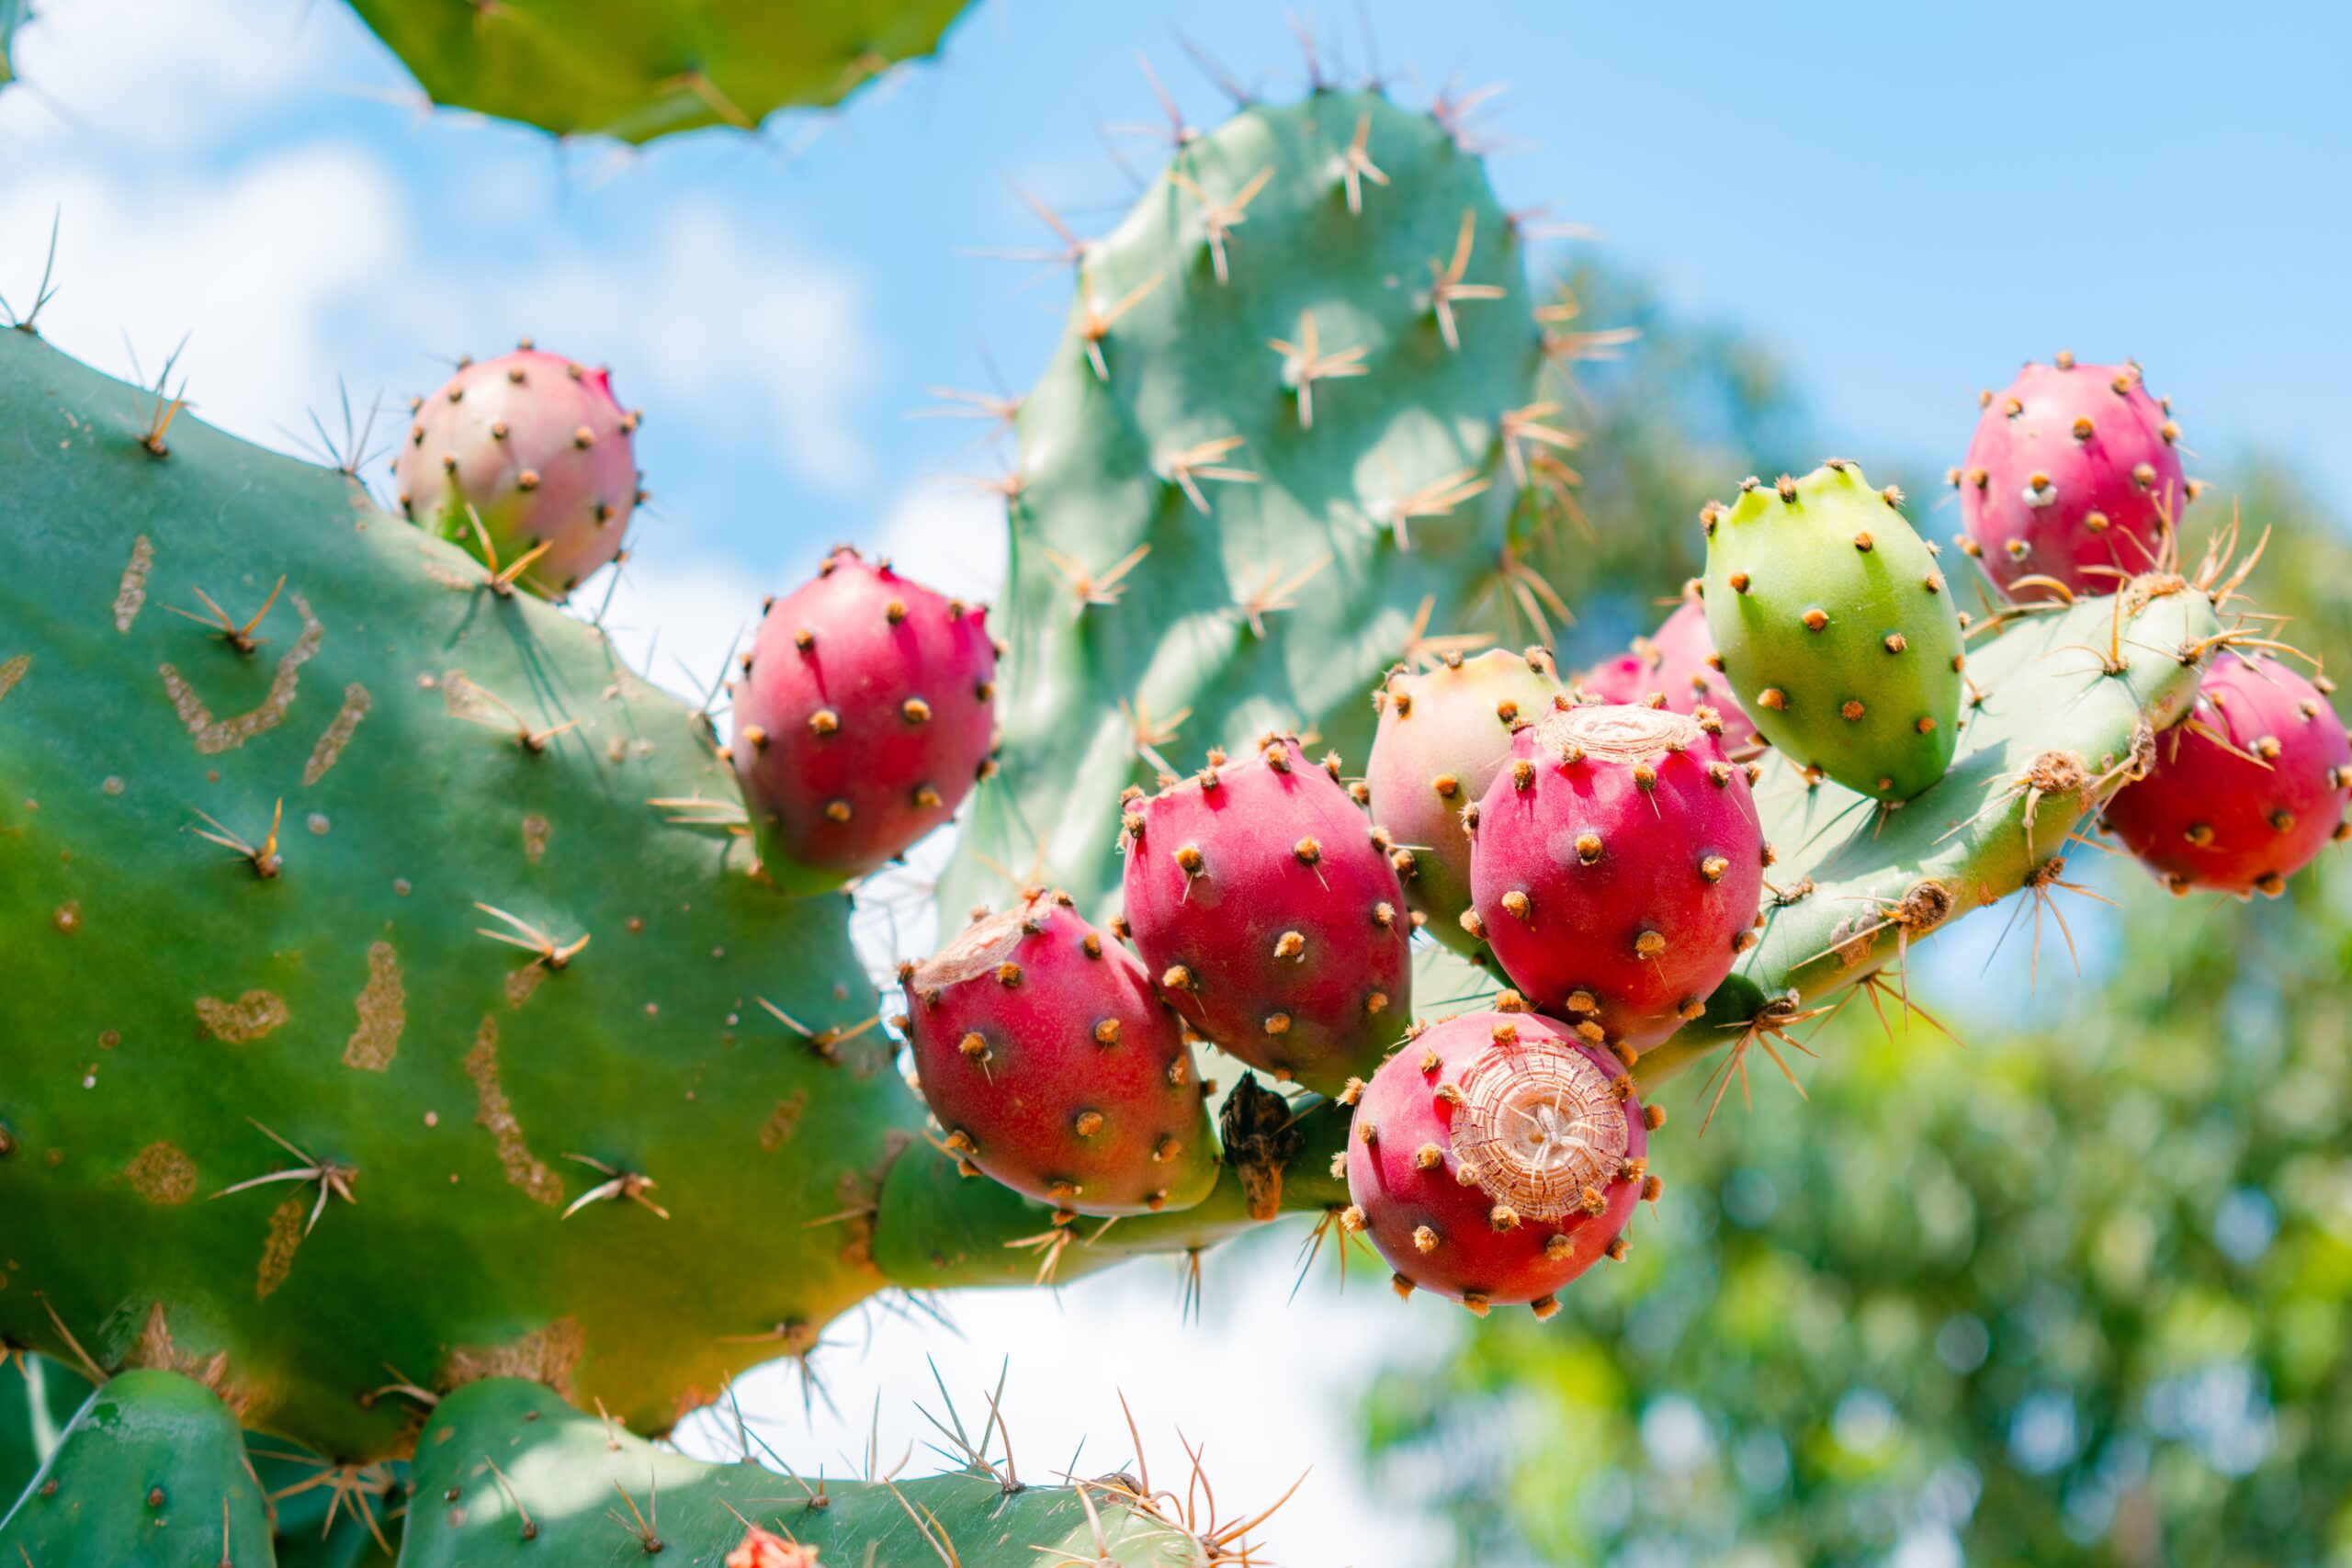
[954,88,1547,914]
[345,0,972,141]
[0,328,912,1459]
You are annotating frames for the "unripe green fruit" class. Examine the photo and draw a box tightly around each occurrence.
[1702,462,1963,801]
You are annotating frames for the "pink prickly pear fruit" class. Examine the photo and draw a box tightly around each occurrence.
[1576,593,1762,756]
[1956,355,2188,600]
[900,892,1218,1217]
[1466,704,1765,1050]
[396,346,641,598]
[1342,1002,1657,1317]
[2104,653,2351,897]
[1121,736,1413,1096]
[1364,649,1562,956]
[733,547,998,894]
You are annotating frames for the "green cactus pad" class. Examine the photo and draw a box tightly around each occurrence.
[953,88,1548,914]
[0,327,916,1460]
[399,1378,1215,1566]
[345,0,970,141]
[0,1371,274,1566]
[1,1356,86,1512]
[875,1092,1351,1291]
[1642,571,2216,1087]
[0,0,26,89]
[1702,462,1965,801]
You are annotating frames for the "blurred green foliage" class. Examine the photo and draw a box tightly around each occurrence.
[1364,269,2352,1565]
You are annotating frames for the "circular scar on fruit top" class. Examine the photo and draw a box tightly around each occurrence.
[1547,703,1702,764]
[1450,1035,1628,1222]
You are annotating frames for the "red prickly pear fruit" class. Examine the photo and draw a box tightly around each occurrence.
[1343,1006,1653,1314]
[901,892,1218,1217]
[395,347,640,598]
[1577,594,1762,757]
[1958,356,2188,600]
[1365,649,1563,956]
[2104,653,2351,898]
[1468,704,1764,1048]
[734,547,998,894]
[1122,736,1413,1095]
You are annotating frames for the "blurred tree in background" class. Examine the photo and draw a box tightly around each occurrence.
[1365,267,2352,1566]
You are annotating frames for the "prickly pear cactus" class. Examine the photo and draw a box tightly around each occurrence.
[345,0,972,141]
[955,88,1550,912]
[1639,570,2219,1089]
[0,1371,274,1565]
[399,1378,1216,1567]
[0,327,912,1460]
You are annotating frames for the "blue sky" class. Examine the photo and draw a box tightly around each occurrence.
[4,2,2343,1557]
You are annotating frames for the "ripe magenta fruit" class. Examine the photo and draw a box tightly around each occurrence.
[2105,653,2350,897]
[1364,648,1562,955]
[1465,704,1765,1049]
[733,547,998,894]
[1957,355,2188,599]
[1577,594,1761,756]
[1342,1004,1657,1316]
[396,346,640,598]
[1121,736,1412,1095]
[900,892,1218,1216]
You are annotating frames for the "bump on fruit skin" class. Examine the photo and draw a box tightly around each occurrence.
[395,347,639,598]
[1123,736,1412,1094]
[1702,461,1963,801]
[1468,704,1765,1047]
[1577,592,1762,756]
[1959,357,2187,600]
[1365,648,1563,953]
[734,547,998,893]
[902,892,1217,1216]
[2104,652,2351,897]
[1344,1010,1648,1310]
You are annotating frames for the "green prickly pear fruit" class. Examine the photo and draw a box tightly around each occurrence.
[1364,648,1563,954]
[0,1371,272,1565]
[1701,462,1964,802]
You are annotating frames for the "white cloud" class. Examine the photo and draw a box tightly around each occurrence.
[0,0,321,153]
[509,200,883,496]
[871,483,1009,604]
[0,143,406,444]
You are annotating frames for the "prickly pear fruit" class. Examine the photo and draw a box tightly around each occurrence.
[1702,461,1964,801]
[1342,1004,1655,1317]
[1365,649,1562,956]
[395,346,640,597]
[1957,355,2187,599]
[2104,653,2351,897]
[729,1527,820,1568]
[1466,704,1765,1048]
[1577,592,1761,756]
[900,891,1218,1216]
[734,547,999,894]
[1121,736,1412,1095]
